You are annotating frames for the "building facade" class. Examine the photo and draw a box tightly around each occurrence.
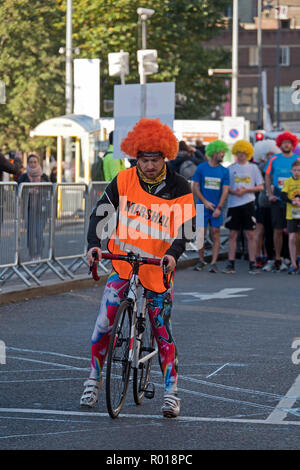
[206,0,300,131]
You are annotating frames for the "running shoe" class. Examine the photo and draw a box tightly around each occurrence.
[80,378,103,407]
[161,394,181,418]
[288,265,297,275]
[280,259,289,271]
[255,257,263,269]
[222,263,235,274]
[208,263,218,273]
[193,260,207,271]
[248,265,259,275]
[272,260,281,273]
[262,260,273,272]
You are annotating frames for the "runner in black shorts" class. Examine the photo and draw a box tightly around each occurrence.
[223,140,264,274]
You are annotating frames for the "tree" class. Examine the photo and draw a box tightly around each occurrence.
[0,0,231,151]
[0,0,65,152]
[70,0,231,118]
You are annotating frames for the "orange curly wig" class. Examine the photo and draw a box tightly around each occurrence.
[120,118,178,160]
[276,132,298,150]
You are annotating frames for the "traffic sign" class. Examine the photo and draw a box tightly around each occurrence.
[229,128,239,139]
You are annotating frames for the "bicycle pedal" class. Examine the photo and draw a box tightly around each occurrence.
[144,383,155,399]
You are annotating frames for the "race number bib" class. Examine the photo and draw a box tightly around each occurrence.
[277,177,288,189]
[291,207,300,219]
[204,177,221,190]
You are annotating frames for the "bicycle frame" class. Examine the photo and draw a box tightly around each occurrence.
[126,269,158,369]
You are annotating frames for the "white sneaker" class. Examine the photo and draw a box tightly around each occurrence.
[262,260,273,272]
[80,378,103,407]
[280,259,288,271]
[161,394,181,418]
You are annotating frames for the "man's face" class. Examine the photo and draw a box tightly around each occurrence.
[236,152,248,164]
[214,151,225,164]
[280,140,293,154]
[137,155,165,180]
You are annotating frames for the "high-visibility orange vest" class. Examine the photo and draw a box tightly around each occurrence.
[108,167,195,292]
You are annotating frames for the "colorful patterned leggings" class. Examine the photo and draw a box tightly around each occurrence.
[89,271,178,394]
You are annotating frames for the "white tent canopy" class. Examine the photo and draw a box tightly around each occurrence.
[30,114,100,138]
[30,114,101,183]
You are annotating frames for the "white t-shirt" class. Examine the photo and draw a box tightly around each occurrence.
[227,162,264,208]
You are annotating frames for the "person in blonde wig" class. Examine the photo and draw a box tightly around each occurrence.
[223,140,264,274]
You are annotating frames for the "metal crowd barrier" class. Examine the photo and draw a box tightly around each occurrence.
[0,182,26,284]
[0,180,201,289]
[50,183,88,278]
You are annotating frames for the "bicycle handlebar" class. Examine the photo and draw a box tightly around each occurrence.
[89,251,171,289]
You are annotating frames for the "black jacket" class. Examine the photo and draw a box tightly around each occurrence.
[87,165,196,262]
[18,173,49,183]
[167,150,205,174]
[0,154,21,181]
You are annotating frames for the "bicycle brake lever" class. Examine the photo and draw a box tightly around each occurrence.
[162,257,170,290]
[89,250,100,281]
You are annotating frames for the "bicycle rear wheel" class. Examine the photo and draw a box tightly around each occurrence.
[133,313,156,405]
[106,300,132,418]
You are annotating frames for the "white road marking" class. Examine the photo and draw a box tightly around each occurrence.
[7,347,90,362]
[176,288,254,301]
[0,407,299,427]
[266,373,300,423]
[7,356,89,371]
[206,363,230,378]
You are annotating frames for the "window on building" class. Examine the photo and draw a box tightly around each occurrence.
[238,87,258,114]
[249,46,258,66]
[280,47,290,66]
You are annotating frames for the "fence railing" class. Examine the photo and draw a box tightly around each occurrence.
[0,181,200,289]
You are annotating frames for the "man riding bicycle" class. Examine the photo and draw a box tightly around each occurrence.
[80,118,196,418]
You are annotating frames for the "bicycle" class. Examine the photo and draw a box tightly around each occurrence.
[90,250,171,419]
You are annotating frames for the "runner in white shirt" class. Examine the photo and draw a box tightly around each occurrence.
[223,140,264,274]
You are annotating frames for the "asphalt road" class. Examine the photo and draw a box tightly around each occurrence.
[1,259,300,454]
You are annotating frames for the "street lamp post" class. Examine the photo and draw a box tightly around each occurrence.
[66,0,73,115]
[137,8,156,117]
[64,0,73,182]
[231,0,238,118]
[276,0,281,130]
[257,0,262,128]
[137,8,155,85]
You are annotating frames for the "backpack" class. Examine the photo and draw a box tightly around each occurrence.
[91,156,105,181]
[179,160,197,179]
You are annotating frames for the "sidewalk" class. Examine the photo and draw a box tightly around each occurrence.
[0,230,228,305]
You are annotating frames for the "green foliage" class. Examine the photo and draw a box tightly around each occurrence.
[0,0,65,151]
[0,0,231,151]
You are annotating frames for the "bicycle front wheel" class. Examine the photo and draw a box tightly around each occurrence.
[106,300,132,418]
[133,313,155,405]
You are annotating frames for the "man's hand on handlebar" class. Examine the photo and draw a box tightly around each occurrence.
[160,255,176,274]
[87,247,102,266]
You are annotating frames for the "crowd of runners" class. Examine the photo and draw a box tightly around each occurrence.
[191,131,300,275]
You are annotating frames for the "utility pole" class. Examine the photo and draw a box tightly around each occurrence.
[276,0,281,130]
[65,0,73,182]
[66,0,73,115]
[231,0,238,118]
[257,0,262,128]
